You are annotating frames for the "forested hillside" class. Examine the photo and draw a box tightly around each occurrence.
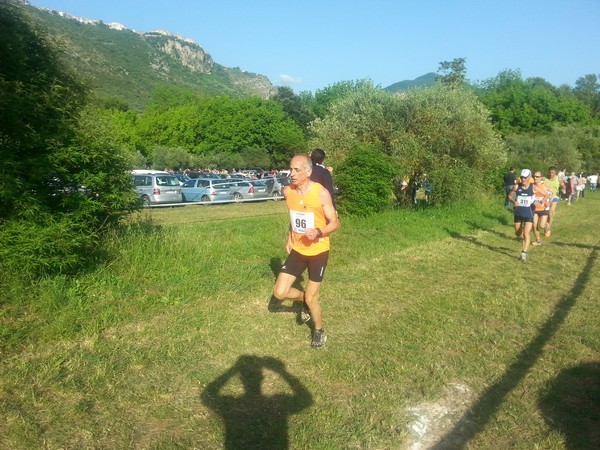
[22,2,274,109]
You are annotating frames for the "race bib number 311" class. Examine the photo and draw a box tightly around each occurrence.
[290,210,314,234]
[516,195,533,207]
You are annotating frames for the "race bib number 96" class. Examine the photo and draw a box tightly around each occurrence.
[290,210,314,234]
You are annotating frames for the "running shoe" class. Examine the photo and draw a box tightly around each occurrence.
[311,328,327,349]
[532,240,542,246]
[299,307,311,324]
[267,296,284,312]
[519,251,527,262]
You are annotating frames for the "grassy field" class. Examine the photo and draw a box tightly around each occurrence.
[1,194,599,449]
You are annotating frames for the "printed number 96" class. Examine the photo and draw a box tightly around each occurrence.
[295,218,307,229]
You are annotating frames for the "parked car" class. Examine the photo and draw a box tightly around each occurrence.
[278,175,291,186]
[173,173,191,185]
[186,171,222,180]
[131,170,182,206]
[181,178,233,203]
[229,180,270,201]
[262,176,286,198]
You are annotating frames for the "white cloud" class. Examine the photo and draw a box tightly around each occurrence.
[279,74,303,84]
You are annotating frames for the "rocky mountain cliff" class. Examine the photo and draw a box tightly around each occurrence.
[18,1,275,109]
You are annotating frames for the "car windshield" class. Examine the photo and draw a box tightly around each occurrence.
[156,176,180,186]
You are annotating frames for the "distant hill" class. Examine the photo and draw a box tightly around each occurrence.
[19,1,275,109]
[384,72,438,92]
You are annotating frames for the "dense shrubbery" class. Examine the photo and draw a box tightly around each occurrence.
[335,145,396,216]
[311,83,507,211]
[504,125,600,174]
[475,70,600,174]
[0,2,136,277]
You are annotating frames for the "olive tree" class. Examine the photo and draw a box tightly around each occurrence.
[310,84,507,209]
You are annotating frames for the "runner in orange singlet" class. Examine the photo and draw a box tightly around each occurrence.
[531,171,553,246]
[272,154,340,349]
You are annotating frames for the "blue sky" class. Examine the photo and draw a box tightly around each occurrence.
[28,0,600,93]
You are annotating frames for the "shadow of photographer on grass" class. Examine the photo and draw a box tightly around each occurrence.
[432,248,598,449]
[201,355,313,449]
[539,361,600,449]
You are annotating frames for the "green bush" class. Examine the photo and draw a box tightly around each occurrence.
[0,3,137,277]
[310,84,507,209]
[335,144,395,216]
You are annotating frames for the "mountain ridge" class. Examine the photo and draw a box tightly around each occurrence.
[384,72,438,92]
[17,0,438,107]
[19,0,275,109]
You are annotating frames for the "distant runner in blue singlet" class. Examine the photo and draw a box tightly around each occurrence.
[507,169,535,262]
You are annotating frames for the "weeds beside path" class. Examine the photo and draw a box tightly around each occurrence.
[1,196,598,449]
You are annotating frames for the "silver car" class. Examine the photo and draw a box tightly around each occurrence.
[181,178,233,203]
[131,170,182,206]
[229,180,270,202]
[262,176,288,199]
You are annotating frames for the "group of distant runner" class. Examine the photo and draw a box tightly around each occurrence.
[504,166,597,262]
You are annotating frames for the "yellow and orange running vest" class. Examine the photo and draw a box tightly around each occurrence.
[286,182,329,256]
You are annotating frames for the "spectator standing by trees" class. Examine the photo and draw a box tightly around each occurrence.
[309,148,336,209]
[588,173,598,192]
[567,173,577,205]
[577,173,587,199]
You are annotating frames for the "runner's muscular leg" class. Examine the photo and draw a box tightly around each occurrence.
[549,202,557,225]
[304,280,323,330]
[514,221,523,239]
[539,215,549,235]
[532,215,540,242]
[522,222,533,252]
[273,272,304,302]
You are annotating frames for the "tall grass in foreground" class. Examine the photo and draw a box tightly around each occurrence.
[1,195,599,449]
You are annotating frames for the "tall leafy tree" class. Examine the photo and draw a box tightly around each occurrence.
[271,86,316,136]
[0,1,135,275]
[437,57,467,88]
[1,1,86,216]
[310,83,507,208]
[136,95,306,167]
[311,79,375,118]
[573,74,600,117]
[477,70,590,133]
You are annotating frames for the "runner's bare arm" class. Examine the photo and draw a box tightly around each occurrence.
[302,187,339,241]
[283,186,294,253]
[319,188,340,235]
